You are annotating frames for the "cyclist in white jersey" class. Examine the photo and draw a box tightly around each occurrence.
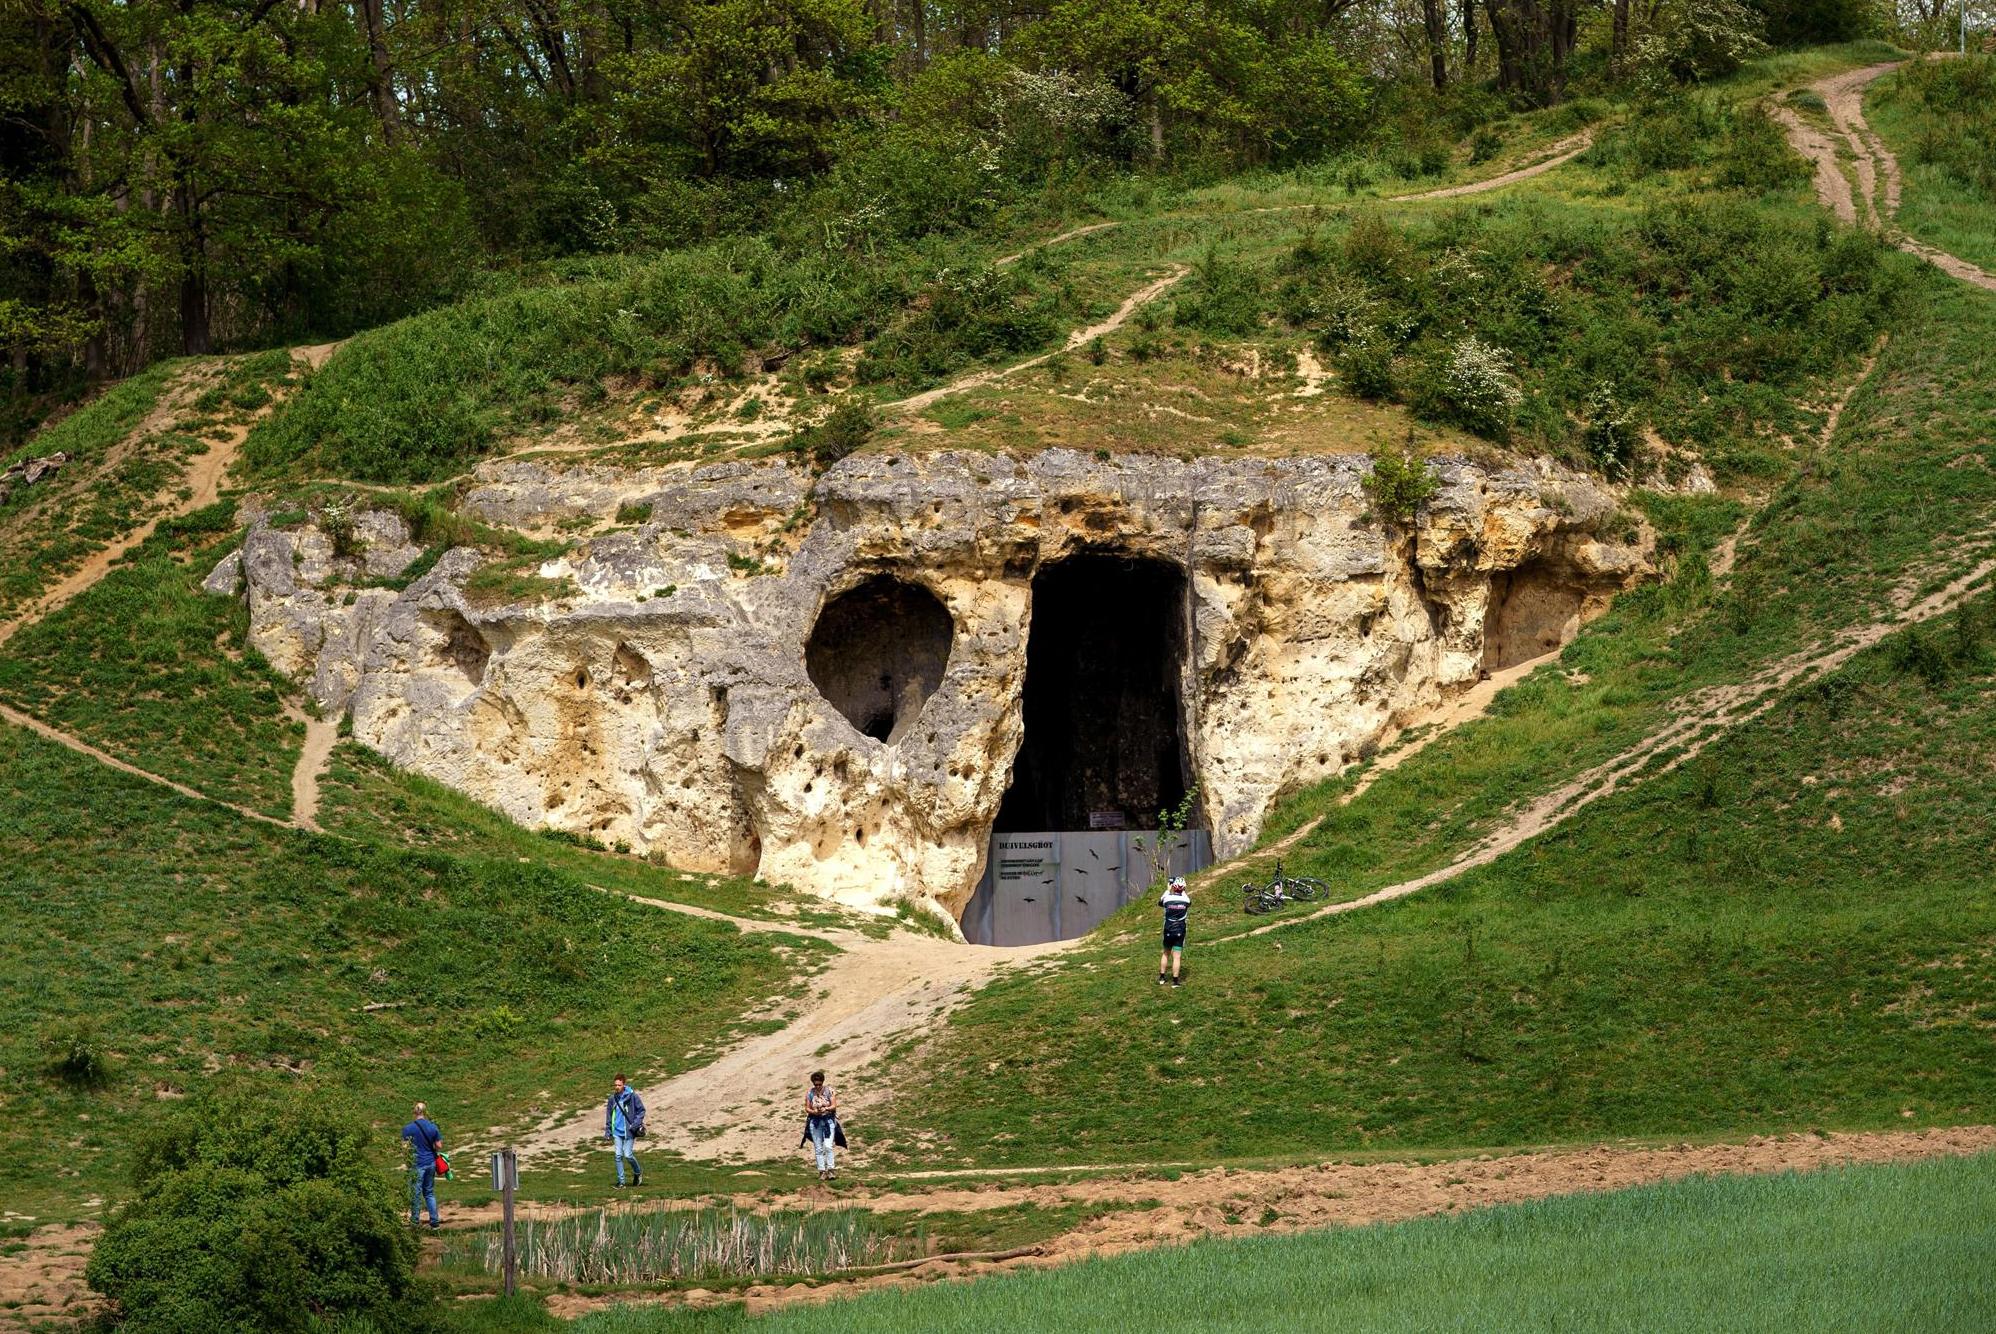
[1158,876,1191,988]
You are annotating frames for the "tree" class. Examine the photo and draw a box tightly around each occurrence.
[1481,0,1584,104]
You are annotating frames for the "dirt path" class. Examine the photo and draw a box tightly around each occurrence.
[1244,547,1996,939]
[0,1222,100,1330]
[1783,60,1996,293]
[288,711,339,832]
[885,266,1190,416]
[0,345,338,835]
[0,702,288,828]
[514,929,1072,1166]
[1389,131,1595,202]
[534,1124,1996,1320]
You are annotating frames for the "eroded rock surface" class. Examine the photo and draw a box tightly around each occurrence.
[218,449,1651,916]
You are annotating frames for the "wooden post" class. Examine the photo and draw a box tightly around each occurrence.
[500,1149,518,1297]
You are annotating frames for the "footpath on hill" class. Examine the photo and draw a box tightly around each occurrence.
[1778,58,1996,292]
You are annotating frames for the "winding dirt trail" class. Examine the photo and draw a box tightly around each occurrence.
[0,346,338,834]
[884,266,1191,416]
[1388,130,1595,201]
[1245,547,1996,940]
[514,927,1073,1166]
[1782,60,1996,293]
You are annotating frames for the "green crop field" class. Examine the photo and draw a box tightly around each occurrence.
[565,1153,1996,1333]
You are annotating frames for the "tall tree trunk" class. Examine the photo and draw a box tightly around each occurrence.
[359,0,399,141]
[1611,0,1629,71]
[1462,0,1477,67]
[1423,0,1449,89]
[176,176,210,355]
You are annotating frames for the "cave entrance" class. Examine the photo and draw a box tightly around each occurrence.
[1483,559,1588,673]
[966,553,1210,946]
[806,575,954,744]
[996,553,1192,832]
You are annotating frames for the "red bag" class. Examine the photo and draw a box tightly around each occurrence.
[434,1152,451,1179]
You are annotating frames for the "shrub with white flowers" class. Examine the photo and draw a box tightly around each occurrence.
[1433,336,1524,438]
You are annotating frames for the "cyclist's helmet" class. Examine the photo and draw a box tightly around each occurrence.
[1169,876,1188,891]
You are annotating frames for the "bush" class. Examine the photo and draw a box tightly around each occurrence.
[87,1087,425,1333]
[1336,329,1398,401]
[1417,336,1523,439]
[1363,449,1438,524]
[41,1019,109,1088]
[788,401,875,469]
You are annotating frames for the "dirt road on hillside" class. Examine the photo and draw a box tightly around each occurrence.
[1780,59,1996,293]
[514,928,1071,1166]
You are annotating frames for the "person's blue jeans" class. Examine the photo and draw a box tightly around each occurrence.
[410,1165,438,1224]
[613,1134,641,1184]
[808,1118,837,1173]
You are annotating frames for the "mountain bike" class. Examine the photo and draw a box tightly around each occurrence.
[1240,859,1329,914]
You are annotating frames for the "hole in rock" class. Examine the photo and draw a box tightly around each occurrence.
[805,575,954,744]
[432,612,491,687]
[995,553,1191,831]
[1483,559,1587,672]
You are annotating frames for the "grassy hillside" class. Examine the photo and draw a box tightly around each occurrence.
[1869,55,1996,273]
[0,725,820,1220]
[873,264,1996,1166]
[0,504,303,817]
[567,1153,1996,1332]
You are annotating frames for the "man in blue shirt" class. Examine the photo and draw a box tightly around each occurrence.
[400,1101,444,1229]
[604,1075,646,1187]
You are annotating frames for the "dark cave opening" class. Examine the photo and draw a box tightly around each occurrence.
[994,553,1191,832]
[805,575,954,744]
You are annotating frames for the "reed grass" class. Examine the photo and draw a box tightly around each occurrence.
[443,1205,899,1285]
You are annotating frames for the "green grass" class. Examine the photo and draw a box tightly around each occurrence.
[0,503,302,816]
[1867,55,1996,275]
[0,360,186,619]
[888,593,1996,1164]
[242,237,1083,485]
[873,261,1996,1166]
[318,744,864,928]
[0,724,810,1221]
[567,1152,1996,1332]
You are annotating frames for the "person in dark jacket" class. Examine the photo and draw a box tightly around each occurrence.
[401,1100,443,1229]
[604,1075,646,1187]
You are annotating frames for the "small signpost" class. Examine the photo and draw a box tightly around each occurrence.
[490,1149,519,1296]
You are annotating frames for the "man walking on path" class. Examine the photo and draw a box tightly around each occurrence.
[1159,875,1191,988]
[401,1101,444,1230]
[803,1070,844,1182]
[605,1075,646,1188]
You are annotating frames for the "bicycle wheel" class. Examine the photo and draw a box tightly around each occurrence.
[1285,877,1329,902]
[1242,888,1275,915]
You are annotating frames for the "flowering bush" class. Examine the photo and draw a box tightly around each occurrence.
[1423,336,1523,438]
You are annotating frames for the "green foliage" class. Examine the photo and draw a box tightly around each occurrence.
[0,724,801,1214]
[855,263,1071,390]
[788,401,876,469]
[0,504,301,816]
[40,1020,110,1089]
[1869,56,1996,273]
[573,1155,1996,1332]
[1270,197,1899,471]
[615,502,655,526]
[1361,449,1439,523]
[87,1087,422,1333]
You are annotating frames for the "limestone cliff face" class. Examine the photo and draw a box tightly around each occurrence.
[222,449,1650,916]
